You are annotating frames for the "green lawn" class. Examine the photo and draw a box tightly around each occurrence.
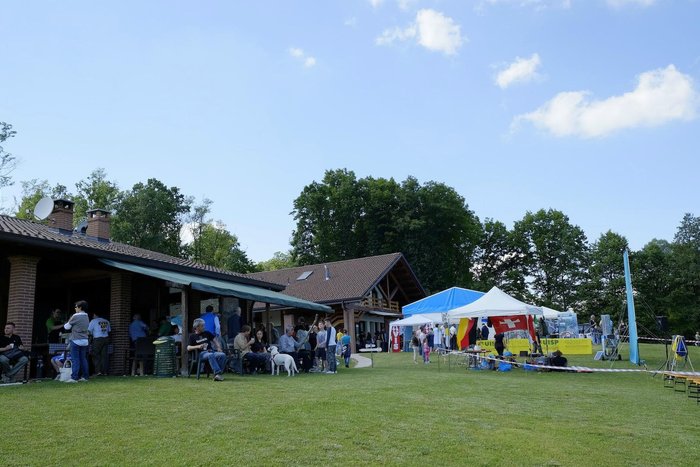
[2,343,699,466]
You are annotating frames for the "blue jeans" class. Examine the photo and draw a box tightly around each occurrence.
[326,345,337,372]
[201,351,227,374]
[70,342,89,381]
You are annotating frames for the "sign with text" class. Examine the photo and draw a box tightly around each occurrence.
[475,338,593,355]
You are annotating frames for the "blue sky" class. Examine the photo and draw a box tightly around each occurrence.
[1,0,698,262]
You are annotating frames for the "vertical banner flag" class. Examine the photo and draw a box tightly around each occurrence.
[390,325,401,352]
[457,318,477,350]
[623,249,640,365]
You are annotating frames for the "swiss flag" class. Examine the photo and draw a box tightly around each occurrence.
[491,315,537,341]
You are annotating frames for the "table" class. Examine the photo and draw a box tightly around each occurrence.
[463,349,489,368]
[359,347,382,367]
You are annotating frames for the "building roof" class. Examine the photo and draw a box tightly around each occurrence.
[245,252,425,305]
[0,215,280,289]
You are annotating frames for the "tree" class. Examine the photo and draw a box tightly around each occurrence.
[0,122,17,189]
[512,209,589,310]
[14,179,70,220]
[579,231,628,318]
[472,219,527,297]
[256,251,297,272]
[111,178,190,257]
[193,221,255,273]
[291,169,481,293]
[73,168,121,224]
[633,239,673,334]
[291,168,364,264]
[667,214,700,335]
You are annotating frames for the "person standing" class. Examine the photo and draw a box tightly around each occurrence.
[480,323,489,341]
[46,309,64,343]
[88,311,111,376]
[314,321,327,372]
[200,305,221,338]
[227,307,243,342]
[325,318,337,374]
[129,314,149,344]
[64,300,90,383]
[341,329,352,368]
[411,331,420,364]
[494,333,505,357]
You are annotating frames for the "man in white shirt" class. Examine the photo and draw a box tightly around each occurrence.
[88,311,111,376]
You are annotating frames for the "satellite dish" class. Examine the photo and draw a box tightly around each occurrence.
[33,197,54,220]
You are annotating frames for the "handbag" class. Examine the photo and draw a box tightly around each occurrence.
[59,360,73,382]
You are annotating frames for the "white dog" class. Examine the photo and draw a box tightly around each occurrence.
[269,345,298,376]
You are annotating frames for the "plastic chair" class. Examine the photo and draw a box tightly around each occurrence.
[188,350,211,379]
[131,337,155,376]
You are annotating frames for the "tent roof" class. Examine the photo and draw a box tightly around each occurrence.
[542,306,564,319]
[402,287,484,317]
[391,313,444,326]
[447,286,542,319]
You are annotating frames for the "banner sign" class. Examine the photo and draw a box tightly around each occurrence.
[475,338,593,355]
[390,325,401,352]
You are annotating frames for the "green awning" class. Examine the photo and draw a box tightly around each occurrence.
[100,259,331,313]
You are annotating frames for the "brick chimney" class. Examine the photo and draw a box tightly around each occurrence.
[48,199,74,232]
[86,208,111,242]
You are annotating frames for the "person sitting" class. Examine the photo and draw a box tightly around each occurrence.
[551,350,567,368]
[1,323,29,383]
[187,318,226,381]
[278,325,302,365]
[50,348,69,380]
[234,325,268,374]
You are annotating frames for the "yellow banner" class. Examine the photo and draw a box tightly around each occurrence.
[475,338,592,355]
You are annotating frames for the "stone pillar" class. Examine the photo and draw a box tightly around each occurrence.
[109,272,132,375]
[7,255,40,349]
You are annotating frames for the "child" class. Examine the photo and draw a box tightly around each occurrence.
[50,347,70,380]
[423,334,431,364]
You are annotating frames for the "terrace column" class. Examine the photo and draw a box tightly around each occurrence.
[110,272,132,375]
[7,255,40,349]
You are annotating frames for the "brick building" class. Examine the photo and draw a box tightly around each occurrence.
[0,200,329,375]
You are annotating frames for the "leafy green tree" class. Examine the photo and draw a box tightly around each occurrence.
[291,169,363,264]
[512,209,589,310]
[633,239,673,334]
[580,231,628,318]
[472,219,527,297]
[73,168,121,224]
[291,169,481,293]
[0,122,17,189]
[192,221,255,273]
[15,179,70,220]
[256,251,297,272]
[667,214,700,335]
[112,178,190,257]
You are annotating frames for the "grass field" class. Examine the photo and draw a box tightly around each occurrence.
[2,343,699,466]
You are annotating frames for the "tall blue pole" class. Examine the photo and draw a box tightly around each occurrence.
[623,249,640,365]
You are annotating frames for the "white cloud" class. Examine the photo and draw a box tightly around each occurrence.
[397,0,418,10]
[496,53,541,88]
[344,17,358,27]
[368,0,384,7]
[289,47,316,68]
[515,65,698,138]
[375,9,465,56]
[607,0,656,8]
[478,0,571,11]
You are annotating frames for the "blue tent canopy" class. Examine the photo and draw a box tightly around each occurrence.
[402,287,484,317]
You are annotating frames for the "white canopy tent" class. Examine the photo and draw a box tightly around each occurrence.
[447,286,543,319]
[391,313,444,327]
[542,306,565,319]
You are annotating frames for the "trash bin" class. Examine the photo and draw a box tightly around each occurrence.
[153,337,177,377]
